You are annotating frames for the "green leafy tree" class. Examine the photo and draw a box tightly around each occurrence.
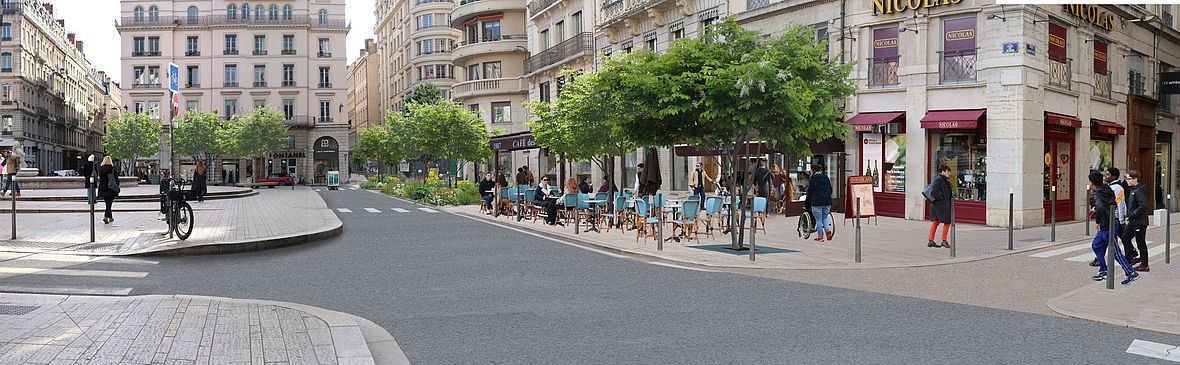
[404,100,493,177]
[173,110,228,165]
[103,112,162,175]
[223,107,288,180]
[597,19,855,247]
[526,71,636,194]
[401,83,443,114]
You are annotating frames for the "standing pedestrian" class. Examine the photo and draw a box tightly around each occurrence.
[927,164,954,248]
[1124,170,1151,272]
[3,143,24,198]
[1092,167,1126,267]
[689,163,712,202]
[193,161,208,202]
[635,163,646,196]
[523,166,535,187]
[97,156,119,224]
[1088,171,1139,284]
[81,154,96,204]
[806,163,833,242]
[753,160,771,198]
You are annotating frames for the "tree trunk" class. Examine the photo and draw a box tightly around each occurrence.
[727,145,740,249]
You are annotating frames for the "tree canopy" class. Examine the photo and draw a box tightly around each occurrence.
[405,100,493,163]
[401,83,444,114]
[103,112,161,173]
[526,70,637,178]
[173,110,228,164]
[223,107,288,159]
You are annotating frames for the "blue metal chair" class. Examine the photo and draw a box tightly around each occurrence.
[560,194,578,223]
[633,199,661,242]
[704,196,727,233]
[752,196,768,234]
[598,195,627,233]
[672,200,702,243]
[594,192,609,202]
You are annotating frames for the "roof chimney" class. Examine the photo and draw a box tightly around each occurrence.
[56,19,64,28]
[43,3,53,15]
[74,40,83,54]
[67,33,75,44]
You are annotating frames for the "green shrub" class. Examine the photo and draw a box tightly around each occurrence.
[359,181,383,190]
[370,177,481,206]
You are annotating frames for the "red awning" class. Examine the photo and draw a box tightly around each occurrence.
[845,112,904,132]
[1091,119,1125,135]
[1045,112,1082,128]
[919,109,986,130]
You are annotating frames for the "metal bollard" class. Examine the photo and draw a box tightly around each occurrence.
[574,200,580,235]
[10,188,15,240]
[950,199,956,258]
[855,197,862,263]
[1085,186,1090,236]
[657,193,664,251]
[750,208,757,262]
[1051,186,1057,242]
[90,181,96,243]
[1008,189,1014,250]
[1107,205,1115,290]
[1168,195,1172,264]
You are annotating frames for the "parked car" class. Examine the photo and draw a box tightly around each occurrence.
[259,173,295,186]
[53,169,79,177]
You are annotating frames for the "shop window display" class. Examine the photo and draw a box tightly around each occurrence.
[931,133,986,201]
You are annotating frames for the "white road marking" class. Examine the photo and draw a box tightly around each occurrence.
[1029,243,1092,258]
[0,252,158,265]
[1064,241,1156,262]
[0,267,149,278]
[315,189,322,192]
[364,208,381,213]
[418,208,439,213]
[646,261,717,273]
[391,208,410,213]
[336,208,353,213]
[1126,339,1180,362]
[0,285,134,296]
[349,187,358,190]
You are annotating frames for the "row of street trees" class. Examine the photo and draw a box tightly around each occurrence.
[102,107,288,178]
[526,20,856,248]
[354,84,495,180]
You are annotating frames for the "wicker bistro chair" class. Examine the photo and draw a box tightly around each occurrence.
[560,194,578,223]
[598,195,627,233]
[576,193,600,229]
[752,196,769,234]
[632,199,662,242]
[671,200,702,243]
[705,196,732,232]
[702,196,723,238]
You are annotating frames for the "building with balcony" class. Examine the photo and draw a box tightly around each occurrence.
[347,38,380,168]
[116,0,351,185]
[0,1,115,174]
[374,0,461,117]
[731,1,1180,227]
[450,0,530,177]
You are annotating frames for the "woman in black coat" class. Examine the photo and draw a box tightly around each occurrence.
[927,164,954,248]
[192,161,208,202]
[97,156,118,224]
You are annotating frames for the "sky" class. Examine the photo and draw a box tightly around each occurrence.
[53,0,376,81]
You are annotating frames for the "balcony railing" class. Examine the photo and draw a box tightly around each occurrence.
[525,33,592,74]
[1161,94,1173,113]
[417,49,451,56]
[132,51,161,57]
[35,107,48,116]
[600,0,666,28]
[117,15,349,29]
[459,34,526,46]
[867,56,899,88]
[253,81,268,87]
[185,51,200,56]
[132,83,161,89]
[282,49,296,55]
[224,49,239,55]
[452,77,526,99]
[186,83,201,88]
[1048,58,1071,89]
[253,50,268,55]
[0,68,9,73]
[416,0,455,5]
[416,25,451,31]
[1094,70,1112,98]
[417,76,454,81]
[282,81,297,87]
[285,116,314,127]
[1129,70,1146,96]
[318,82,333,88]
[224,82,239,87]
[318,52,332,58]
[938,50,976,84]
[527,0,560,15]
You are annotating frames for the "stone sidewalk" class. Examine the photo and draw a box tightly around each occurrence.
[1048,263,1180,337]
[0,187,341,256]
[450,202,1180,270]
[0,293,408,364]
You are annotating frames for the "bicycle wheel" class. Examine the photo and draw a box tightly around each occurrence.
[797,213,813,239]
[175,201,194,240]
[827,212,836,239]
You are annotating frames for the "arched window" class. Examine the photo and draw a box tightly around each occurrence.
[268,4,278,20]
[227,4,236,19]
[187,6,198,23]
[282,5,292,20]
[255,5,263,20]
[148,5,159,21]
[133,6,144,22]
[241,3,249,20]
[318,9,327,24]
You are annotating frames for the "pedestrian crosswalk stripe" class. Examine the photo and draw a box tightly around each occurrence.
[1063,241,1156,262]
[364,208,381,213]
[336,208,352,213]
[0,252,158,265]
[0,284,134,296]
[1030,243,1092,258]
[418,207,439,213]
[0,267,149,278]
[315,189,322,192]
[391,208,410,213]
[348,187,358,190]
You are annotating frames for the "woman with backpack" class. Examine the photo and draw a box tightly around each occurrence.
[926,164,953,248]
[97,156,119,224]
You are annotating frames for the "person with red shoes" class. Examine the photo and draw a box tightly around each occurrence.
[806,163,833,242]
[926,165,953,248]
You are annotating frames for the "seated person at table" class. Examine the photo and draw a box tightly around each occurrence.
[533,177,564,225]
[478,173,496,214]
[578,176,593,194]
[598,176,618,193]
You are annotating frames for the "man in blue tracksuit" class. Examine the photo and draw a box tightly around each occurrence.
[1088,171,1138,285]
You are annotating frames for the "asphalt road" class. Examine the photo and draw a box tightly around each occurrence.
[7,188,1179,364]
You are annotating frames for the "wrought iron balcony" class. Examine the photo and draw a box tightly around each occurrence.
[867,56,899,88]
[318,82,333,88]
[1094,71,1112,98]
[318,52,332,58]
[525,33,592,75]
[185,51,200,56]
[253,50,268,55]
[1129,70,1146,96]
[1048,58,1071,90]
[938,50,976,84]
[118,15,349,29]
[132,83,161,89]
[224,82,240,87]
[224,49,239,55]
[527,0,560,15]
[282,81,297,87]
[186,83,201,88]
[285,116,314,128]
[282,49,297,55]
[253,81,268,87]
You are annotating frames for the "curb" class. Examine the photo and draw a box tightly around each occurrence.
[0,293,409,365]
[1045,283,1180,337]
[453,208,1093,271]
[19,190,257,203]
[127,218,343,256]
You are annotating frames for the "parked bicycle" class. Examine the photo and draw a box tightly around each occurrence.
[162,179,194,240]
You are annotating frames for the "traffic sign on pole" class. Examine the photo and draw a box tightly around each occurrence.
[168,63,180,93]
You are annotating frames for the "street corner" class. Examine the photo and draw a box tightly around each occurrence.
[1047,267,1180,337]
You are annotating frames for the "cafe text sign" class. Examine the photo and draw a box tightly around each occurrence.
[872,0,961,16]
[1063,5,1117,32]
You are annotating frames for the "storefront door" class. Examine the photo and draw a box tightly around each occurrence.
[1044,126,1074,223]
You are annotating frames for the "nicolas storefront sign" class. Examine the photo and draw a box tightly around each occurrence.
[872,0,962,16]
[1062,5,1117,32]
